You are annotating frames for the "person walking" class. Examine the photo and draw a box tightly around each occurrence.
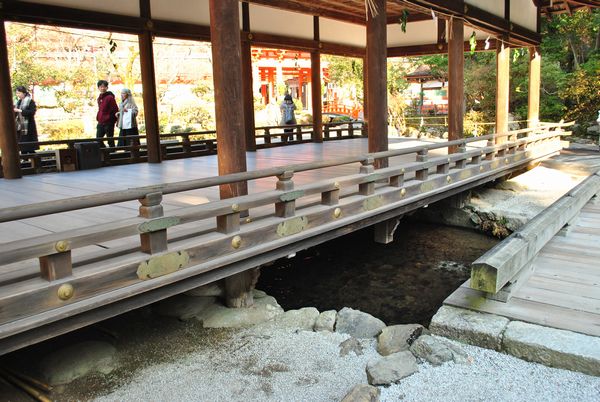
[280,94,296,142]
[116,88,139,147]
[96,80,118,148]
[13,85,39,154]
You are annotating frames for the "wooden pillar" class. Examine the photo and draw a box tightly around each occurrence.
[448,17,464,154]
[527,47,541,128]
[496,41,511,142]
[139,0,161,163]
[210,0,252,308]
[362,55,368,123]
[0,21,22,179]
[311,16,323,143]
[241,2,256,151]
[366,0,387,168]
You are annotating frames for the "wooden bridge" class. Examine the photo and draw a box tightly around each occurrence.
[0,123,569,354]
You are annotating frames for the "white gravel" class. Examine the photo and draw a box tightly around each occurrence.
[93,329,600,402]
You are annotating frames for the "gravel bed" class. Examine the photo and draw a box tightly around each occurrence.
[92,329,600,402]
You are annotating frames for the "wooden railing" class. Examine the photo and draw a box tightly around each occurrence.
[470,169,600,302]
[15,122,366,175]
[0,122,571,353]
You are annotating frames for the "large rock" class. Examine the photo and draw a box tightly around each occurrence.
[195,295,284,328]
[430,306,508,350]
[341,384,380,402]
[314,310,337,332]
[366,351,418,386]
[39,341,117,385]
[410,335,469,366]
[336,308,386,339]
[502,321,600,376]
[377,324,424,356]
[268,307,320,331]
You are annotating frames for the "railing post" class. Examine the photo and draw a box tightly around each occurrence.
[275,170,296,217]
[264,128,271,145]
[359,157,375,195]
[182,133,192,155]
[415,149,428,180]
[295,125,302,142]
[437,157,450,174]
[139,192,168,254]
[217,207,241,234]
[324,124,330,139]
[39,241,72,281]
[390,168,405,187]
[485,138,495,160]
[348,123,354,138]
[322,181,340,205]
[455,142,468,169]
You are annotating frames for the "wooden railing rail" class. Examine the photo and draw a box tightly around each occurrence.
[0,122,571,343]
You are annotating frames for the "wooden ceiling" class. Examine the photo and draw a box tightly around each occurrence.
[245,0,432,25]
[539,0,600,15]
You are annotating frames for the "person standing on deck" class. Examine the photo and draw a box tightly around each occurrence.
[13,85,39,154]
[116,88,139,147]
[280,94,296,142]
[96,80,119,148]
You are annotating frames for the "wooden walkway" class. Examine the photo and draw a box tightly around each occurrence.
[445,194,600,337]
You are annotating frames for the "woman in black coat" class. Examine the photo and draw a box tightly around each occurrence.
[14,85,39,154]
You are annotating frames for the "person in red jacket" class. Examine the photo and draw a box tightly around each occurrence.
[96,80,119,147]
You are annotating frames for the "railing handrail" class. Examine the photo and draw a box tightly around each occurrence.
[3,121,571,223]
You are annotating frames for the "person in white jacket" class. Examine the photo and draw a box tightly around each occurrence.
[116,88,139,147]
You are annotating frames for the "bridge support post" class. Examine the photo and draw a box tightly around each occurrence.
[528,47,541,128]
[374,217,402,244]
[241,3,256,152]
[366,0,388,168]
[496,40,511,142]
[311,16,323,143]
[139,0,161,164]
[447,15,464,154]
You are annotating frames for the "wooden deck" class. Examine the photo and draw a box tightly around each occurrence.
[445,195,600,337]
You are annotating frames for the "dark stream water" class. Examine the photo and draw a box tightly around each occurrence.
[257,220,499,326]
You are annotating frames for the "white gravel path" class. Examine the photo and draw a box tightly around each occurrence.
[93,328,600,402]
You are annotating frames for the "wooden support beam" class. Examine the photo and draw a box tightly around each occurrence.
[311,16,323,143]
[0,20,21,179]
[447,17,464,154]
[366,0,388,169]
[496,41,511,142]
[139,0,161,163]
[374,217,401,244]
[210,0,251,308]
[528,47,541,128]
[210,0,248,200]
[241,3,257,152]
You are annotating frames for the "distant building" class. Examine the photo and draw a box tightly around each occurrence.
[405,65,448,115]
